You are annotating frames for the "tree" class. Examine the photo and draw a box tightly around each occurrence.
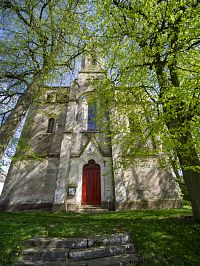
[0,0,87,157]
[93,0,200,221]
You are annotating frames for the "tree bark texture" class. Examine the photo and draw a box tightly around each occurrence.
[155,56,200,222]
[177,131,200,222]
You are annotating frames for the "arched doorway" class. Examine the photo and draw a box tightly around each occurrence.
[82,160,101,205]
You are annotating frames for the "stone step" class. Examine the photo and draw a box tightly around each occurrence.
[14,254,141,266]
[13,234,140,266]
[78,205,108,213]
[21,243,134,262]
[78,208,108,213]
[88,234,131,247]
[68,243,134,261]
[26,234,130,249]
[27,237,88,249]
[21,248,69,261]
[82,253,141,266]
[79,205,102,209]
[14,260,87,266]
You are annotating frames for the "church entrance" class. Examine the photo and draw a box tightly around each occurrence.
[82,160,101,205]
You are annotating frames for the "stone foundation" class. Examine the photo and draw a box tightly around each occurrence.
[0,203,53,211]
[66,201,115,212]
[52,203,66,211]
[115,199,182,210]
[0,199,182,212]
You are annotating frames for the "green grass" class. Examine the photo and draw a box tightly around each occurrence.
[0,207,200,266]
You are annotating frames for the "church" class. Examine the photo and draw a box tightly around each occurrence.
[0,54,181,211]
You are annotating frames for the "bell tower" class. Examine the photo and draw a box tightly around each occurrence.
[52,51,114,211]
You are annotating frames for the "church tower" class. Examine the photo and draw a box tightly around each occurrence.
[0,52,181,211]
[52,53,115,211]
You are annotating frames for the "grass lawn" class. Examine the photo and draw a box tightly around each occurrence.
[0,207,200,265]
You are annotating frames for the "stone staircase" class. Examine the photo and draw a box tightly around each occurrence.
[14,233,141,266]
[78,205,109,213]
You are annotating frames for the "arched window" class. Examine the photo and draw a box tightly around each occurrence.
[47,118,55,133]
[87,103,97,131]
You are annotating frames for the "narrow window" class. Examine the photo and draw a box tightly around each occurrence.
[47,118,55,133]
[91,54,97,65]
[87,103,97,131]
[46,94,52,103]
[82,55,85,68]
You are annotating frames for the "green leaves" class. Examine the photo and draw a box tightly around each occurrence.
[90,0,200,167]
[0,0,89,156]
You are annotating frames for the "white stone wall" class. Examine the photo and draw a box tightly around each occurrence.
[1,160,48,204]
[0,88,69,210]
[0,182,4,195]
[111,110,181,210]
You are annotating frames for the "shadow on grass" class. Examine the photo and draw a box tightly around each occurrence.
[0,208,200,265]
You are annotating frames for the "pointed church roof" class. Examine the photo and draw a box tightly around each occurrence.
[79,49,105,73]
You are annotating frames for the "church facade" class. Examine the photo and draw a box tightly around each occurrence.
[0,56,181,211]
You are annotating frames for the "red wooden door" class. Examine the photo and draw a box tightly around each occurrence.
[82,160,101,205]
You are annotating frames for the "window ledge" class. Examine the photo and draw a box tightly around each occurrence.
[81,130,101,133]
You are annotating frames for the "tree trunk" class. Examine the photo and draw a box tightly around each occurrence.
[165,105,200,221]
[0,74,45,158]
[165,110,200,222]
[177,132,200,223]
[155,55,200,222]
[181,167,200,222]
